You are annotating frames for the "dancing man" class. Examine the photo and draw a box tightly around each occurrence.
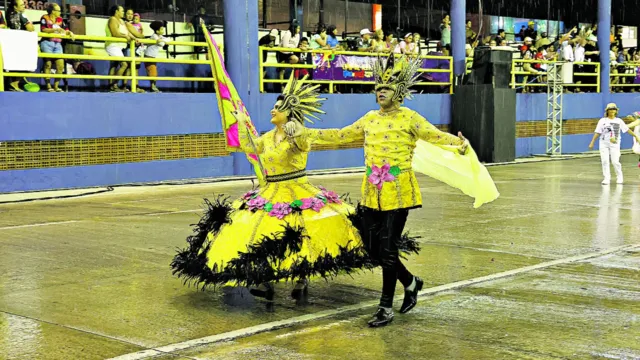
[285,55,471,327]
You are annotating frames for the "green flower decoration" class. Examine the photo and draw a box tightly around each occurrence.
[290,199,303,209]
[316,194,328,204]
[389,166,401,177]
[366,167,372,176]
[264,203,273,212]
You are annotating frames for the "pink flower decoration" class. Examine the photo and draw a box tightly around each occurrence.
[269,202,292,219]
[309,198,325,212]
[243,190,259,200]
[368,163,396,190]
[322,189,341,204]
[300,198,314,210]
[247,196,267,211]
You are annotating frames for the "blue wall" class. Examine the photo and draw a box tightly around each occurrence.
[1,90,638,193]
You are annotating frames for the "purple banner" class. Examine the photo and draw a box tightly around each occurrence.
[312,54,450,83]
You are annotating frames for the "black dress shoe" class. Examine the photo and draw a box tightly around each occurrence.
[291,279,308,300]
[399,277,423,314]
[368,307,394,327]
[250,283,275,301]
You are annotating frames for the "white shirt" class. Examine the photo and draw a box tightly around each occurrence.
[596,117,629,147]
[574,45,585,63]
[144,33,166,58]
[561,41,574,62]
[279,30,300,54]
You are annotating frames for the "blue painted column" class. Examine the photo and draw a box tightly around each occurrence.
[451,0,466,76]
[223,0,260,176]
[598,0,611,100]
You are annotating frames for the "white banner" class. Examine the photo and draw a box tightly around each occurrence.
[0,29,38,72]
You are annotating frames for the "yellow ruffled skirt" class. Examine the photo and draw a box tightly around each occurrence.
[171,176,376,288]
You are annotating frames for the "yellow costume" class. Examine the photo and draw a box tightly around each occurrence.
[311,107,464,211]
[171,75,419,289]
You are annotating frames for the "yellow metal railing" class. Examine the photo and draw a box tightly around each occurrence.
[259,46,454,94]
[510,59,601,92]
[610,62,640,90]
[0,32,214,92]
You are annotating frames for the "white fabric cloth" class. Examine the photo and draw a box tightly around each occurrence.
[595,117,629,149]
[0,28,38,71]
[574,44,585,63]
[600,141,622,182]
[561,41,574,62]
[144,33,167,58]
[633,125,640,155]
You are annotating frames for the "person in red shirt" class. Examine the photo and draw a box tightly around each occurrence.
[0,10,6,28]
[40,3,74,91]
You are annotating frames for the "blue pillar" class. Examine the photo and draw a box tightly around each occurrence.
[223,0,260,176]
[451,0,466,76]
[598,0,611,100]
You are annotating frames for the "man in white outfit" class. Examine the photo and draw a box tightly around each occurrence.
[589,103,640,185]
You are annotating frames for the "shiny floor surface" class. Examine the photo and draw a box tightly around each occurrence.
[1,155,640,360]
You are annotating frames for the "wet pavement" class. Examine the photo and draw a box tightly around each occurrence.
[1,155,640,359]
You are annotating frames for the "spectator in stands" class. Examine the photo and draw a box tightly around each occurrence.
[144,20,168,93]
[489,39,497,47]
[295,37,312,80]
[440,15,451,47]
[612,26,623,50]
[413,33,423,55]
[106,5,136,92]
[122,8,146,93]
[190,6,214,53]
[520,46,541,93]
[524,21,537,41]
[371,29,387,53]
[6,0,35,91]
[495,29,506,45]
[0,9,6,28]
[465,20,476,44]
[259,28,278,62]
[535,32,550,49]
[278,22,301,80]
[40,3,74,92]
[310,25,329,50]
[325,25,340,49]
[384,31,396,52]
[357,28,373,52]
[395,33,415,54]
[517,26,526,41]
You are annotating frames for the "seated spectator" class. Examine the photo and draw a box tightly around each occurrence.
[370,29,387,53]
[495,29,506,45]
[6,0,35,91]
[536,32,550,49]
[40,3,74,92]
[394,33,415,54]
[413,33,423,55]
[383,31,396,53]
[357,28,373,52]
[106,5,136,92]
[144,20,168,93]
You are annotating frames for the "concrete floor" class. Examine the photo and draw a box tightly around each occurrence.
[1,155,640,360]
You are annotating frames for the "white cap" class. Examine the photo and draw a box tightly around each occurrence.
[524,37,533,42]
[360,28,372,36]
[269,29,278,37]
[404,33,413,38]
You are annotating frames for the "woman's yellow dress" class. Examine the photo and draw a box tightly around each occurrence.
[171,123,417,288]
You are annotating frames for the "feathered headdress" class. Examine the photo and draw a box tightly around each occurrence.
[372,55,423,103]
[276,73,326,124]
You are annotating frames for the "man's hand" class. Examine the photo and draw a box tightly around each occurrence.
[588,142,595,150]
[458,131,469,155]
[284,121,303,138]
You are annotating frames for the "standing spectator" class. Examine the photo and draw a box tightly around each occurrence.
[517,25,526,41]
[144,20,168,93]
[495,29,506,45]
[277,22,301,81]
[190,6,214,53]
[6,0,35,91]
[440,14,451,47]
[40,3,74,92]
[524,21,537,41]
[0,9,6,28]
[122,8,145,93]
[357,28,373,52]
[259,29,278,61]
[106,5,134,92]
[326,25,340,49]
[465,20,476,44]
[535,32,550,49]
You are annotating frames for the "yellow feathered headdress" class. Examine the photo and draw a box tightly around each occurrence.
[276,73,326,124]
[372,54,423,103]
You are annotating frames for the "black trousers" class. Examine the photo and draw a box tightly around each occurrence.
[360,207,414,308]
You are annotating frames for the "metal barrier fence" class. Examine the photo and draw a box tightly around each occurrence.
[259,46,454,94]
[511,59,601,92]
[0,32,214,92]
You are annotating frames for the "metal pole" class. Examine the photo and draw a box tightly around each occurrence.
[344,0,348,34]
[319,0,324,26]
[598,0,611,98]
[172,0,176,59]
[263,0,268,28]
[397,0,401,33]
